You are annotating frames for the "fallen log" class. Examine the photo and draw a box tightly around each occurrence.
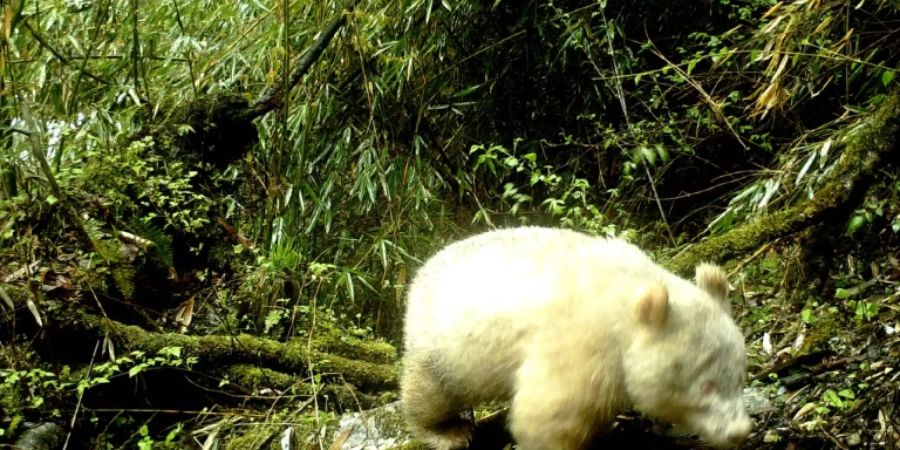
[38,305,399,394]
[665,90,900,275]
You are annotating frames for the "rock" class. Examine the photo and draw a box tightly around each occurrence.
[14,423,65,450]
[331,401,412,450]
[744,386,774,415]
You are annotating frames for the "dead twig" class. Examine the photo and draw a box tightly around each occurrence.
[246,4,354,120]
[62,340,101,450]
[649,44,749,150]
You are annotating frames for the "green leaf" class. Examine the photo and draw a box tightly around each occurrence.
[800,308,814,324]
[159,346,182,359]
[846,215,865,235]
[655,144,670,163]
[165,424,183,443]
[45,194,58,205]
[638,145,656,165]
[453,84,481,98]
[882,70,895,87]
[834,288,851,299]
[823,389,843,408]
[128,365,144,378]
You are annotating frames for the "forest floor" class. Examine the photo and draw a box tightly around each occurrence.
[2,225,899,450]
[220,235,900,450]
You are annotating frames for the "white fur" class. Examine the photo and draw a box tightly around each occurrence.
[401,227,751,450]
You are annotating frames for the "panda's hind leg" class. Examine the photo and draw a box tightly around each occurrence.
[400,355,474,450]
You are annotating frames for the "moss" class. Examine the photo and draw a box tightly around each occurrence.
[314,353,399,392]
[286,313,398,364]
[390,443,432,450]
[221,409,336,450]
[223,364,297,389]
[220,364,384,410]
[47,305,399,393]
[311,331,397,365]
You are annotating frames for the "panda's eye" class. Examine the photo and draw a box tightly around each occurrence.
[700,380,718,396]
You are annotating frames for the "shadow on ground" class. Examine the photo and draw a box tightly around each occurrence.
[467,411,700,450]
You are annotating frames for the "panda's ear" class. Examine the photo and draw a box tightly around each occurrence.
[636,283,669,329]
[695,263,731,312]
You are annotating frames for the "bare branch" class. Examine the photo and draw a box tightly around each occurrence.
[246,5,352,120]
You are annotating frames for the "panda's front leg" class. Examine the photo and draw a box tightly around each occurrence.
[508,354,618,450]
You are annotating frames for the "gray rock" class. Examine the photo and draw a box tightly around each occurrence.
[331,401,412,450]
[744,386,774,415]
[14,423,65,450]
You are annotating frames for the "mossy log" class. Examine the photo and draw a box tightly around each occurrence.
[665,90,900,275]
[42,306,398,393]
[218,363,395,410]
[311,328,398,365]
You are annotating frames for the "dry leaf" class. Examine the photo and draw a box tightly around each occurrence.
[327,429,352,450]
[762,332,774,355]
[201,430,218,450]
[0,285,14,309]
[104,332,116,361]
[26,297,43,327]
[762,1,784,18]
[175,297,195,333]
